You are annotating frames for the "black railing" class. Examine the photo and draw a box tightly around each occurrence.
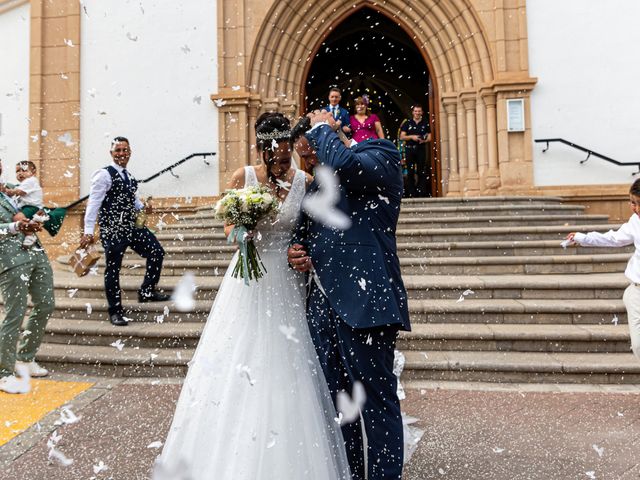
[535,138,640,175]
[64,152,216,210]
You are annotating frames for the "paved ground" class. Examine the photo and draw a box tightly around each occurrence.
[1,377,639,480]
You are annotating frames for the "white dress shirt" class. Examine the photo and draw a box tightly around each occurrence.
[574,213,640,283]
[14,176,44,209]
[84,162,144,235]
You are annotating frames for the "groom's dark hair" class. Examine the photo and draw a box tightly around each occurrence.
[290,116,311,146]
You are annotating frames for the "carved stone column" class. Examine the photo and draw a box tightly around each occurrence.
[481,90,501,194]
[210,89,261,188]
[442,97,460,196]
[456,100,468,192]
[461,94,480,195]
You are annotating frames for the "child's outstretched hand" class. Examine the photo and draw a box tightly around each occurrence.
[561,232,578,249]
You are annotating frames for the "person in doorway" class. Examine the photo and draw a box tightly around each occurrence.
[399,105,431,197]
[349,95,384,143]
[323,87,351,137]
[566,178,640,361]
[80,137,169,327]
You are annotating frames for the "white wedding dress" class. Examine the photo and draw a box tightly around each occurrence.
[154,167,350,480]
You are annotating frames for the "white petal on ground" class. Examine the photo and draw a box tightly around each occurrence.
[302,165,352,230]
[336,381,366,424]
[147,441,163,449]
[110,339,125,351]
[585,472,596,479]
[493,447,505,453]
[93,461,108,474]
[58,407,81,425]
[171,272,197,312]
[612,315,619,326]
[462,289,474,296]
[155,315,164,324]
[163,305,170,316]
[592,444,604,457]
[48,448,73,467]
[67,288,78,298]
[85,303,92,315]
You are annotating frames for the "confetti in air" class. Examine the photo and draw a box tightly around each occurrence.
[171,272,197,311]
[336,381,366,424]
[302,166,352,230]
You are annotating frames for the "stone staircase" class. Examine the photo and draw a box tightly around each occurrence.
[15,195,640,383]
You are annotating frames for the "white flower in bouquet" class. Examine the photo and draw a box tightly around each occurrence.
[214,185,279,284]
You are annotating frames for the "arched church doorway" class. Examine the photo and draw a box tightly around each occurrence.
[302,7,440,197]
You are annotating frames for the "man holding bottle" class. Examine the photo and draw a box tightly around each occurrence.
[80,137,169,327]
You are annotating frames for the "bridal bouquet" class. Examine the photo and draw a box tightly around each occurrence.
[214,185,279,284]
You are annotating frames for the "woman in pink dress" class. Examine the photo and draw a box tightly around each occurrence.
[350,96,385,143]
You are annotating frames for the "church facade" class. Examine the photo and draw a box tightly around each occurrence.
[1,0,639,229]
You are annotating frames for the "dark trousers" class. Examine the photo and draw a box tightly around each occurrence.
[405,144,430,197]
[308,285,403,480]
[102,227,165,315]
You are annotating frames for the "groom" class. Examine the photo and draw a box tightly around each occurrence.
[288,110,410,480]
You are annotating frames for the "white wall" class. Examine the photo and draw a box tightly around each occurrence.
[0,3,30,184]
[80,0,219,198]
[528,0,640,186]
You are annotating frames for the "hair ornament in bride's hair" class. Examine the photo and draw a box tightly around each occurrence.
[255,129,291,142]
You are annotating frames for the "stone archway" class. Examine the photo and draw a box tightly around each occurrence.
[213,0,537,196]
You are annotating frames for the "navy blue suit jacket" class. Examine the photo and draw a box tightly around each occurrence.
[297,124,411,331]
[323,105,351,133]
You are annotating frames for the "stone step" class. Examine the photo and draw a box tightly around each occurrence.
[44,318,630,353]
[44,318,202,349]
[90,252,629,277]
[403,273,628,300]
[396,323,631,353]
[162,214,611,231]
[79,240,631,262]
[35,343,640,383]
[153,223,622,246]
[184,203,586,221]
[36,342,190,377]
[410,298,625,324]
[402,350,640,383]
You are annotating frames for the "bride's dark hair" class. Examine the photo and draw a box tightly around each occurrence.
[255,112,291,194]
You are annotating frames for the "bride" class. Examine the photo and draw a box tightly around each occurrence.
[154,113,351,479]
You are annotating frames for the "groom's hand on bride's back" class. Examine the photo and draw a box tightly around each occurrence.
[287,243,313,272]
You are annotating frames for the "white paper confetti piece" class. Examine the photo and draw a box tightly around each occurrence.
[378,194,390,204]
[171,272,197,311]
[231,85,241,91]
[278,325,300,343]
[155,315,164,324]
[585,472,596,479]
[57,132,75,146]
[181,44,191,54]
[163,305,170,316]
[63,39,74,47]
[193,95,202,104]
[302,166,351,230]
[336,381,366,424]
[358,278,367,291]
[126,32,138,41]
[214,99,226,107]
[560,239,573,249]
[493,447,505,453]
[85,303,92,315]
[365,334,373,345]
[20,274,29,282]
[147,441,163,449]
[612,315,619,326]
[592,444,604,458]
[67,288,78,298]
[110,339,125,351]
[237,364,256,386]
[57,407,81,425]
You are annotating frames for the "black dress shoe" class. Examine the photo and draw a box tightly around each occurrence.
[110,313,129,326]
[138,290,171,303]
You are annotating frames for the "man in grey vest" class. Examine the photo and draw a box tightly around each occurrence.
[80,137,169,327]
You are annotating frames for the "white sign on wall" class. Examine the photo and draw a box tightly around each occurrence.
[507,99,525,132]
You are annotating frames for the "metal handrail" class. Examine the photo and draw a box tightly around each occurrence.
[64,152,216,210]
[534,138,640,175]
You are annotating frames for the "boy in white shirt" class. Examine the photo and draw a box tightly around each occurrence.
[3,161,49,249]
[567,178,640,360]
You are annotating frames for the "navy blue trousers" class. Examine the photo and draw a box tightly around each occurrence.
[308,285,403,480]
[102,227,165,315]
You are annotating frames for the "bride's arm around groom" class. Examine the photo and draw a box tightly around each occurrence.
[289,110,410,480]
